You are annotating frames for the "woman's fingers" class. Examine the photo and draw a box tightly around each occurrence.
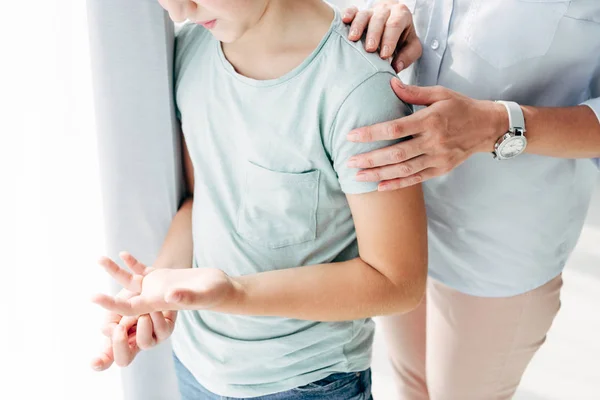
[347,109,425,144]
[348,10,373,41]
[350,136,427,170]
[357,154,432,183]
[392,29,423,72]
[378,167,442,191]
[365,8,391,53]
[380,5,411,60]
[342,6,359,23]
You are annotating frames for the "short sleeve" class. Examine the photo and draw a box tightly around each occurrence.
[581,64,600,168]
[581,97,600,169]
[327,72,413,194]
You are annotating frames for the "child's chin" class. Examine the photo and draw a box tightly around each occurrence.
[210,30,243,44]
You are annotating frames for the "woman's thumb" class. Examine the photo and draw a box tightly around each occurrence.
[391,78,449,106]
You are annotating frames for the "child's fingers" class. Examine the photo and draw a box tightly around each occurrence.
[151,312,175,343]
[112,325,138,367]
[342,6,359,23]
[100,290,139,336]
[119,251,151,276]
[92,294,136,316]
[91,340,114,371]
[93,293,163,316]
[136,315,156,350]
[348,10,373,42]
[98,257,140,292]
[105,315,139,338]
[101,322,119,338]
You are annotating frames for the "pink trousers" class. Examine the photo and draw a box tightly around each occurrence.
[380,275,563,400]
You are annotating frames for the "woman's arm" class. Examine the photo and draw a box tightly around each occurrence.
[517,104,600,158]
[345,80,600,190]
[341,3,600,188]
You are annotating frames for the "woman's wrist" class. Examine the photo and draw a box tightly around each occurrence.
[476,100,510,154]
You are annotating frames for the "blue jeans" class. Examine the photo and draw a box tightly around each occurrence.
[173,353,373,400]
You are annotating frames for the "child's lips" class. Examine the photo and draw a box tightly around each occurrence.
[197,19,217,29]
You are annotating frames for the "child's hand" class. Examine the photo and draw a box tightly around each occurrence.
[343,1,422,72]
[91,253,177,370]
[92,252,237,316]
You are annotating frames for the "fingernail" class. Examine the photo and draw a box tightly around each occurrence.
[382,45,391,58]
[367,39,375,49]
[397,60,405,71]
[347,158,360,168]
[379,184,393,191]
[395,78,406,89]
[347,132,360,142]
[356,173,371,182]
[351,28,359,38]
[343,12,350,19]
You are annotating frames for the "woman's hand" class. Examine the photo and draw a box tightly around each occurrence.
[91,253,177,370]
[92,252,238,316]
[346,79,507,190]
[343,1,422,72]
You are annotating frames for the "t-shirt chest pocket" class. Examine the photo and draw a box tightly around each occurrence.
[236,161,320,249]
[463,0,570,69]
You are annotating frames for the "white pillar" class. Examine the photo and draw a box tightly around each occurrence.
[86,1,182,399]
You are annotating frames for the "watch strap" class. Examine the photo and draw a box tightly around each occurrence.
[496,100,525,133]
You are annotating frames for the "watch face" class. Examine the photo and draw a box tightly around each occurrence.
[499,137,526,158]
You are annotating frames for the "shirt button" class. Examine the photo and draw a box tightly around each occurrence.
[431,39,440,50]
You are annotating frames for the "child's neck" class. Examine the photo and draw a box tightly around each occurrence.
[222,0,334,81]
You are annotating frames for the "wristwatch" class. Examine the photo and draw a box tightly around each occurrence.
[493,101,527,160]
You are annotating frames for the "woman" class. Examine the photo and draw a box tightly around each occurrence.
[344,1,600,399]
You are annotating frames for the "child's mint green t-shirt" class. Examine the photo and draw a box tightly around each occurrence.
[171,6,411,398]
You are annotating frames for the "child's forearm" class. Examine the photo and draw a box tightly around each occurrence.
[216,257,425,322]
[152,197,194,270]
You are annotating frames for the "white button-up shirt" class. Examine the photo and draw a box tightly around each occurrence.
[373,0,600,296]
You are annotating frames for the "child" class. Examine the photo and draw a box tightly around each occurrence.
[93,1,427,399]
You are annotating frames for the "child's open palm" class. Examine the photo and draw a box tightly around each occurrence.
[92,252,236,316]
[91,253,180,370]
[91,252,235,370]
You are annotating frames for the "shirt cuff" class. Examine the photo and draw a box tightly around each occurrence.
[581,97,600,169]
